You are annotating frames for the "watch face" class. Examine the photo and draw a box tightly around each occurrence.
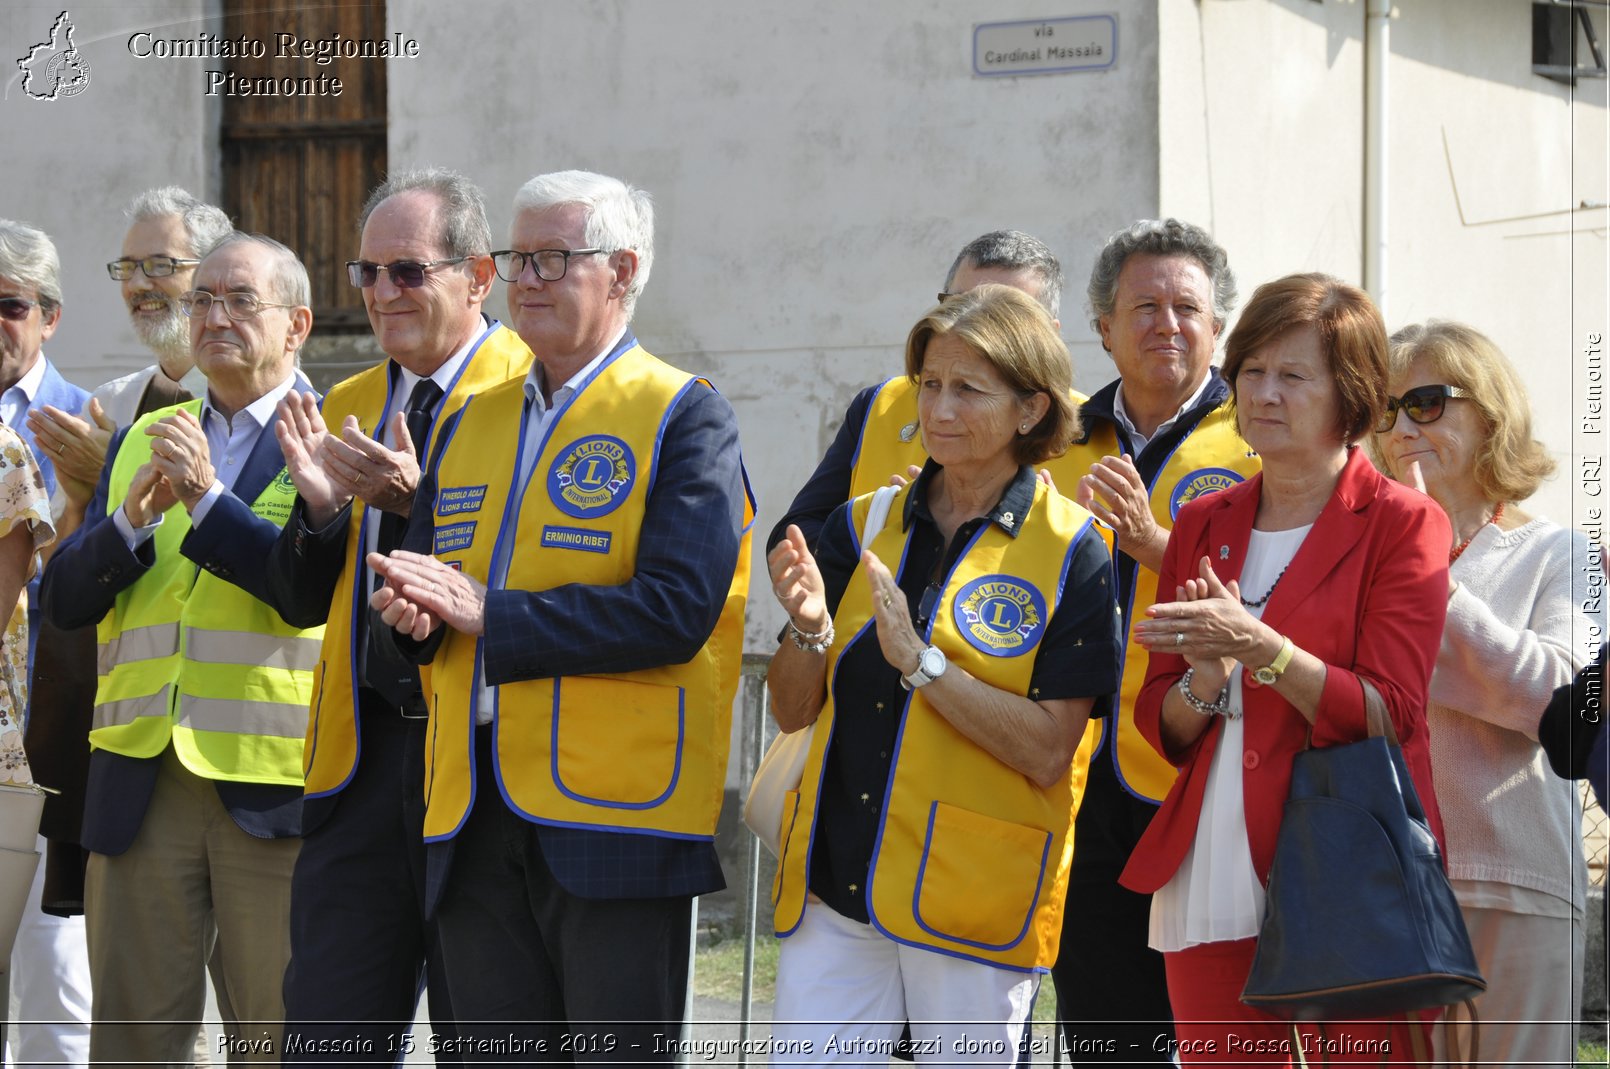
[920,647,946,677]
[1252,666,1276,685]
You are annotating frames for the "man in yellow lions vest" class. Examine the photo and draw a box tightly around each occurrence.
[1053,219,1260,1063]
[770,229,1081,553]
[41,232,322,1065]
[265,169,532,1061]
[368,170,752,1059]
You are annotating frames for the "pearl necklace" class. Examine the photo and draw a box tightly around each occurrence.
[1449,501,1504,564]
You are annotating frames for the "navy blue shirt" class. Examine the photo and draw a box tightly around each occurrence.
[806,461,1121,922]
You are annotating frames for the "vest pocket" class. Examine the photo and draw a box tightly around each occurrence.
[552,677,684,808]
[912,800,1051,951]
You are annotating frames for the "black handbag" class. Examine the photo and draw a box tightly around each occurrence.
[1241,727,1486,1021]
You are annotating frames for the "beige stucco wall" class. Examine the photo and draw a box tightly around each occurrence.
[1,0,218,388]
[1160,0,1607,527]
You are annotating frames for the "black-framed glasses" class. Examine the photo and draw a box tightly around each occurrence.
[178,290,295,321]
[936,291,958,303]
[1376,384,1475,433]
[0,297,38,321]
[491,248,607,283]
[346,257,469,290]
[107,255,201,281]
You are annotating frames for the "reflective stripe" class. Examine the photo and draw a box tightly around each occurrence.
[96,622,181,676]
[93,687,171,731]
[176,696,310,740]
[183,629,323,673]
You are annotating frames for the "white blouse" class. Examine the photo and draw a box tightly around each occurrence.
[1149,524,1312,953]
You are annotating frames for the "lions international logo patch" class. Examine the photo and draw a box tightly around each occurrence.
[1169,467,1245,520]
[952,575,1047,657]
[548,435,635,519]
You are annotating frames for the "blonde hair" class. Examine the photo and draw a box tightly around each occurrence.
[1378,321,1555,502]
[903,284,1078,465]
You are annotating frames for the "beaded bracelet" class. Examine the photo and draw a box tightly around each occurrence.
[1178,666,1231,718]
[788,619,835,654]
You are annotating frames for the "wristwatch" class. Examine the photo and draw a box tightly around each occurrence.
[901,645,948,690]
[1251,636,1295,686]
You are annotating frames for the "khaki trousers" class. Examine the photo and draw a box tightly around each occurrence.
[84,747,298,1068]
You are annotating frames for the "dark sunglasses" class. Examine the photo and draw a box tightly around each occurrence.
[346,257,468,289]
[0,297,39,321]
[1376,384,1475,433]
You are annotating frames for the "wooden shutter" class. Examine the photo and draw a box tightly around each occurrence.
[220,0,387,331]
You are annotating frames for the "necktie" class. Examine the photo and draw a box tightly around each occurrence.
[375,378,443,559]
[366,378,442,708]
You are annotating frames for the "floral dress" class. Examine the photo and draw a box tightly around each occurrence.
[0,426,55,786]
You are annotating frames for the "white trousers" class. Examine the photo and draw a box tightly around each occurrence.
[5,834,91,1069]
[1435,905,1583,1068]
[770,899,1038,1066]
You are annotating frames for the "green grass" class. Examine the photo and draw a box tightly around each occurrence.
[692,935,1059,1023]
[1579,1039,1607,1068]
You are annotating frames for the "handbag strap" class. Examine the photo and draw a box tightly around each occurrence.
[861,484,898,547]
[1303,678,1400,750]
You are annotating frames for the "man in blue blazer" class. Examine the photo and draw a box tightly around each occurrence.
[41,232,321,1066]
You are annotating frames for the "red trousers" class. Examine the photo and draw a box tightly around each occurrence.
[1162,938,1436,1066]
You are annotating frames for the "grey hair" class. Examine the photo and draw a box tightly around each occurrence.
[1086,218,1237,334]
[943,229,1063,321]
[0,219,62,313]
[205,232,312,308]
[359,168,492,258]
[124,187,233,259]
[511,170,654,318]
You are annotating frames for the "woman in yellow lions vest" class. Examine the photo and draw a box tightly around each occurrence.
[765,286,1121,1060]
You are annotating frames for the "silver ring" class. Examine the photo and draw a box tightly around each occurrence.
[1175,631,1185,646]
[882,594,893,609]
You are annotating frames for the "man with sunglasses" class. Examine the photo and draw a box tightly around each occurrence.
[41,232,322,1065]
[0,218,92,1065]
[366,170,752,1060]
[264,168,531,1063]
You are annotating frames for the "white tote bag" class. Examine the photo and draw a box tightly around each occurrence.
[744,484,898,857]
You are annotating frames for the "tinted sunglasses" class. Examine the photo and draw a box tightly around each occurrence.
[1376,384,1474,433]
[0,297,39,321]
[346,257,468,289]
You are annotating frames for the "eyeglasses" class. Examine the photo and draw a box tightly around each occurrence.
[178,290,295,321]
[0,298,38,321]
[1376,384,1475,433]
[936,291,959,303]
[491,248,607,283]
[346,257,469,289]
[106,255,201,281]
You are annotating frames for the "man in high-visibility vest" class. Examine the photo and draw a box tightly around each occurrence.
[368,170,752,1059]
[267,168,532,1060]
[41,231,321,1066]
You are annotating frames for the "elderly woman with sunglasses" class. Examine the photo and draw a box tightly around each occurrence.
[1371,321,1597,1065]
[1121,275,1451,1064]
[764,286,1120,1058]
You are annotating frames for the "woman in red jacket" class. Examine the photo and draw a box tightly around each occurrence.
[1123,274,1451,1065]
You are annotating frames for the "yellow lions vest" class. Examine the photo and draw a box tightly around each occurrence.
[418,342,753,842]
[92,400,325,785]
[847,376,1089,499]
[774,481,1101,970]
[301,324,533,797]
[1064,403,1259,803]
